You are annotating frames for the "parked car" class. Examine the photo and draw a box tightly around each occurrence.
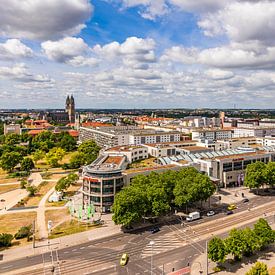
[226,210,234,215]
[149,227,160,234]
[120,253,129,266]
[0,199,5,202]
[227,204,237,211]
[242,198,249,203]
[206,210,215,217]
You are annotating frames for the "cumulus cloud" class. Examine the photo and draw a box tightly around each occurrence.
[0,39,33,60]
[205,69,234,80]
[0,0,93,40]
[198,1,275,45]
[0,63,54,83]
[41,37,88,62]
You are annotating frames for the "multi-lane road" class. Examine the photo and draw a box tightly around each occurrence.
[0,195,274,275]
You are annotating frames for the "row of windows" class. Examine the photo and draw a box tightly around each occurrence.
[90,196,114,203]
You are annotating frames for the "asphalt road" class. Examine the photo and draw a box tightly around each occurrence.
[0,195,274,275]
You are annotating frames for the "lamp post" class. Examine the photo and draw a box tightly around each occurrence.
[150,240,155,275]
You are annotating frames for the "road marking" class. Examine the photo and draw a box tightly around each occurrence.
[72,249,77,252]
[0,265,13,269]
[80,247,85,249]
[63,251,69,254]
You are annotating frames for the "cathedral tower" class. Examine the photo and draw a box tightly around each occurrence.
[65,95,75,123]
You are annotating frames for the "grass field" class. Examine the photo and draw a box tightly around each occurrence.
[0,184,19,194]
[0,212,36,235]
[49,219,102,239]
[128,157,158,169]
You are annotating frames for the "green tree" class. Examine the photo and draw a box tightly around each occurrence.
[78,140,100,164]
[26,185,38,197]
[20,179,28,189]
[55,173,79,192]
[264,162,275,187]
[112,186,147,226]
[68,152,86,168]
[0,151,23,172]
[14,225,32,240]
[246,262,269,275]
[33,150,45,164]
[244,162,266,190]
[45,147,66,167]
[0,233,13,247]
[20,157,35,172]
[5,133,21,145]
[32,131,55,151]
[242,227,260,256]
[56,132,77,151]
[253,218,275,249]
[225,228,246,261]
[208,237,227,265]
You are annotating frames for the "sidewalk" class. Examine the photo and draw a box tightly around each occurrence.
[0,213,121,263]
[191,218,275,275]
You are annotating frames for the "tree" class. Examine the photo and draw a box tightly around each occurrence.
[78,140,100,164]
[20,179,28,189]
[253,218,275,249]
[14,225,32,240]
[26,185,38,197]
[208,237,227,265]
[112,186,147,226]
[32,150,45,164]
[55,173,79,192]
[32,131,55,151]
[5,133,21,145]
[56,132,76,151]
[246,262,269,275]
[225,228,246,261]
[244,162,266,190]
[0,151,23,172]
[68,152,86,168]
[45,147,66,167]
[242,227,260,256]
[0,233,13,247]
[264,162,275,187]
[20,157,35,172]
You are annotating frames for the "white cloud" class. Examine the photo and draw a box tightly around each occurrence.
[0,0,93,40]
[0,39,33,60]
[198,1,275,45]
[41,37,89,62]
[67,56,99,67]
[205,69,234,80]
[0,63,54,83]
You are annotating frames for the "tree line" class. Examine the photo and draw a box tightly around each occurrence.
[0,131,100,172]
[208,218,275,270]
[112,167,216,226]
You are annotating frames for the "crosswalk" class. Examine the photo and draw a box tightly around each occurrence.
[141,231,185,258]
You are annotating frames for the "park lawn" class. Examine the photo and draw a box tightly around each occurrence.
[0,169,20,184]
[45,208,70,228]
[49,219,102,239]
[60,152,75,164]
[0,184,19,194]
[46,200,67,207]
[23,181,56,207]
[0,212,36,235]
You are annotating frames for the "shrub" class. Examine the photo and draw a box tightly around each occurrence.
[14,225,32,240]
[0,233,14,247]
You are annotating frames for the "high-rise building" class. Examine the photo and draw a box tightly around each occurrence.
[65,95,75,123]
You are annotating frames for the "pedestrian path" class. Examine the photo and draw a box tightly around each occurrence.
[141,231,185,258]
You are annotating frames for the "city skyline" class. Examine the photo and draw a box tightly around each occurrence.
[1,0,275,109]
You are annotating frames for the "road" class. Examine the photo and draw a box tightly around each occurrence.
[0,195,274,275]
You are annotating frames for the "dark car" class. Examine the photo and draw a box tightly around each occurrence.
[226,210,233,215]
[149,227,160,234]
[0,199,5,202]
[242,198,249,203]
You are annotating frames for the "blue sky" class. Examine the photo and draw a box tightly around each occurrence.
[0,0,275,109]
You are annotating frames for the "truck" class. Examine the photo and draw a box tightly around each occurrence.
[186,211,200,222]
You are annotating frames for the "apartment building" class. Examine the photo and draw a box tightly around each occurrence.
[233,127,275,138]
[192,129,232,141]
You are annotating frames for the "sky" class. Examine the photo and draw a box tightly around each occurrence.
[1,0,275,109]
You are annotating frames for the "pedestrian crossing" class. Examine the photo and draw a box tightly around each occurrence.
[141,231,185,258]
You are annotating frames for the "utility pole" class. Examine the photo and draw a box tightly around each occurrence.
[206,240,208,275]
[32,220,35,248]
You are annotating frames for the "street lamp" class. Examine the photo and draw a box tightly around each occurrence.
[150,240,155,275]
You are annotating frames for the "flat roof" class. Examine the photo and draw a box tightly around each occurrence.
[106,145,145,152]
[212,150,269,160]
[124,164,177,174]
[181,146,211,151]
